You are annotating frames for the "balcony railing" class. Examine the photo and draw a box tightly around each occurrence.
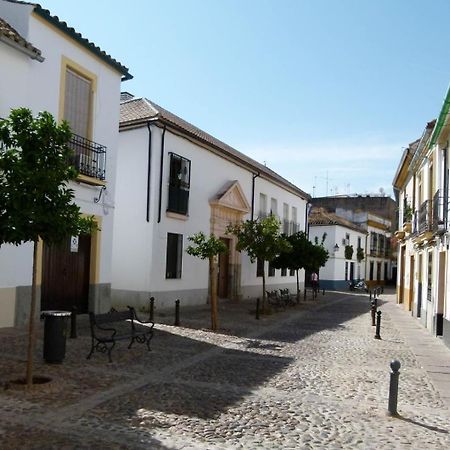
[432,190,447,233]
[418,200,432,234]
[69,134,106,181]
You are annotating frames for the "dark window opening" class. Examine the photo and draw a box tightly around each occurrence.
[281,267,287,277]
[166,233,183,279]
[167,153,191,215]
[268,262,276,277]
[256,258,264,277]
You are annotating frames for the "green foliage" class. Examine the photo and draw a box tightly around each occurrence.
[403,202,413,223]
[0,108,94,246]
[226,214,291,263]
[186,232,228,259]
[272,231,310,271]
[345,244,354,260]
[356,246,365,262]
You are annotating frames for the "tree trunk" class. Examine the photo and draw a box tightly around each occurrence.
[209,256,218,331]
[262,261,266,312]
[296,269,300,303]
[26,239,38,387]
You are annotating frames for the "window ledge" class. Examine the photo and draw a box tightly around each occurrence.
[76,174,107,186]
[166,211,189,221]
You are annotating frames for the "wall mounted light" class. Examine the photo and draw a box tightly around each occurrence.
[333,244,340,252]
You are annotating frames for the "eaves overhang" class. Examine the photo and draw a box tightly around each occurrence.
[430,85,450,148]
[32,4,132,81]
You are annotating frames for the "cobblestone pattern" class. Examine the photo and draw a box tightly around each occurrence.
[0,292,449,448]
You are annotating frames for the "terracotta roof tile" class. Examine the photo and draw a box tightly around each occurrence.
[120,97,310,200]
[0,16,42,59]
[309,207,366,233]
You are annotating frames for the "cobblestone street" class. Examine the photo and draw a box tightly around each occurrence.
[1,290,449,449]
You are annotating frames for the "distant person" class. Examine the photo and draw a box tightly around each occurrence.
[311,272,319,297]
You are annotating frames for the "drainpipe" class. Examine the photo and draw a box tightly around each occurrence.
[146,122,153,222]
[157,125,167,223]
[251,172,261,220]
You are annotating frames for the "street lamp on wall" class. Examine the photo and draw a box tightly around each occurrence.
[333,244,340,253]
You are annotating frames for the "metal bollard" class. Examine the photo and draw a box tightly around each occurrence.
[388,360,401,416]
[174,299,180,326]
[149,296,155,322]
[70,305,77,339]
[322,288,325,295]
[371,301,376,326]
[374,295,378,310]
[375,311,382,339]
[369,290,372,301]
[256,297,260,320]
[304,289,307,301]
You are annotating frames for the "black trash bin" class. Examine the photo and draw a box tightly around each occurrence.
[41,310,71,363]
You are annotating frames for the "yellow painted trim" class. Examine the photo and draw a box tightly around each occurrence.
[76,174,106,186]
[82,214,102,285]
[367,220,388,230]
[36,238,44,286]
[32,12,122,76]
[58,55,97,140]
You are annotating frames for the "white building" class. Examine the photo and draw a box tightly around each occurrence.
[112,94,310,309]
[0,0,131,327]
[309,208,367,290]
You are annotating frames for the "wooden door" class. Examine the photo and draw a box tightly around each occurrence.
[218,238,230,298]
[408,256,414,312]
[41,235,91,313]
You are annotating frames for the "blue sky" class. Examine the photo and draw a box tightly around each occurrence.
[41,0,450,197]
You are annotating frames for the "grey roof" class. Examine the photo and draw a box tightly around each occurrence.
[0,16,42,59]
[120,97,310,201]
[2,1,131,80]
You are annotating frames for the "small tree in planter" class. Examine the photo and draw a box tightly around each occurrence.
[186,232,227,331]
[344,244,354,260]
[0,108,94,387]
[227,214,291,312]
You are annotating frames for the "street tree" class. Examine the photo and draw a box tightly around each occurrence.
[0,108,94,387]
[271,231,311,302]
[227,214,291,311]
[186,232,228,331]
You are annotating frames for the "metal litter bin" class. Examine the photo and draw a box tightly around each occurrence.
[41,310,71,363]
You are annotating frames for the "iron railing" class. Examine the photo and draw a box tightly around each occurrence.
[418,200,432,234]
[432,189,447,233]
[69,134,106,181]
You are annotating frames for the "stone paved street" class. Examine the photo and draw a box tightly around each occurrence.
[1,290,450,449]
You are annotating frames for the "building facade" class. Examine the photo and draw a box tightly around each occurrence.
[394,88,450,349]
[112,94,310,309]
[0,0,131,327]
[309,208,367,291]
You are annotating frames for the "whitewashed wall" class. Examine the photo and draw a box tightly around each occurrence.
[112,124,308,308]
[0,3,124,325]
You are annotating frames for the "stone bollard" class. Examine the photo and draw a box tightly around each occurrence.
[174,299,180,326]
[371,301,376,326]
[70,306,77,339]
[375,311,382,339]
[388,360,401,416]
[256,297,260,320]
[149,296,155,322]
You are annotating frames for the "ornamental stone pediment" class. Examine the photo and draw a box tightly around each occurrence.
[209,180,250,213]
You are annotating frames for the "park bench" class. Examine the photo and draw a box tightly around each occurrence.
[266,290,286,310]
[279,288,296,306]
[87,307,154,363]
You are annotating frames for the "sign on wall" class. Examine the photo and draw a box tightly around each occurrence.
[70,235,79,253]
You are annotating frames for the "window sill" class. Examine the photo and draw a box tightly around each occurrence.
[76,174,107,186]
[166,211,189,221]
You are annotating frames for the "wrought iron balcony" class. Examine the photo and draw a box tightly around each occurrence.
[418,200,432,234]
[69,134,106,181]
[432,190,447,233]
